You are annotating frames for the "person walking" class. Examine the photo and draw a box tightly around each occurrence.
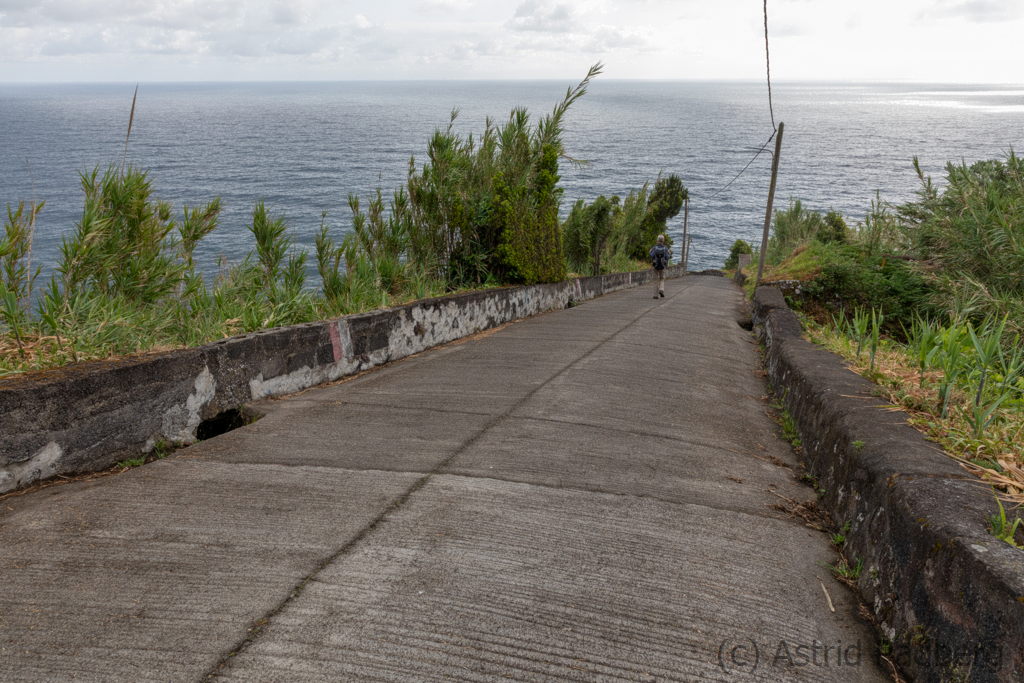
[649,235,672,299]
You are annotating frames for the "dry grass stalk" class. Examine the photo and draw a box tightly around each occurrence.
[120,85,138,175]
[767,490,833,531]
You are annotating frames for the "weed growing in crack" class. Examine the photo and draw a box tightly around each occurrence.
[116,456,146,470]
[987,487,1023,549]
[768,389,802,453]
[822,556,863,584]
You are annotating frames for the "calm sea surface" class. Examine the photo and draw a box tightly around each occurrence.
[1,81,1022,279]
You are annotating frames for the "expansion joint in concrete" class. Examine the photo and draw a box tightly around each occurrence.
[504,412,770,455]
[432,471,809,524]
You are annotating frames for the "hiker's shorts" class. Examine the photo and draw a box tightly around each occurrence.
[653,268,665,292]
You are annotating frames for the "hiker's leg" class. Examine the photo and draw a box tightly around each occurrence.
[658,269,666,293]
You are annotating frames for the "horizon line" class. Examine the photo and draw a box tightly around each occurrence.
[3,78,1024,87]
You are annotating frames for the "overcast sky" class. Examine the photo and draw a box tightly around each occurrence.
[1,0,1022,83]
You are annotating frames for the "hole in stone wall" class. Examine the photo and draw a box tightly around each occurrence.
[196,409,248,441]
[738,319,754,331]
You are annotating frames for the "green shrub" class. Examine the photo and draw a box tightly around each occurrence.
[563,195,613,275]
[818,211,849,245]
[766,199,824,265]
[565,173,687,276]
[801,244,937,338]
[491,144,566,284]
[630,174,685,260]
[723,239,753,270]
[898,152,1024,334]
[388,66,602,287]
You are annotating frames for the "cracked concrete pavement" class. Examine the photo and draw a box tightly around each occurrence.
[0,276,889,682]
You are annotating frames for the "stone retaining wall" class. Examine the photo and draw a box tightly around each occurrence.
[0,266,682,493]
[752,285,1024,683]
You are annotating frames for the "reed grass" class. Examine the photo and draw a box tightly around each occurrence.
[1,64,683,376]
[563,174,686,276]
[806,314,1024,502]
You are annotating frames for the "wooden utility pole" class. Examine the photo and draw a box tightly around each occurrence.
[685,234,692,272]
[755,121,784,287]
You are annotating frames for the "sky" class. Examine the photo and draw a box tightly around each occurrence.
[1,0,1023,83]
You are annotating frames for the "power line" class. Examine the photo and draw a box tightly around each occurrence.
[765,0,775,131]
[708,131,776,198]
[705,1,777,198]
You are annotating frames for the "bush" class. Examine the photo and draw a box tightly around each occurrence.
[377,66,602,288]
[766,199,823,265]
[897,152,1024,332]
[631,174,685,259]
[723,239,753,270]
[802,244,937,337]
[491,145,566,284]
[765,200,851,264]
[818,211,848,245]
[764,152,1023,343]
[563,195,613,276]
[564,174,688,276]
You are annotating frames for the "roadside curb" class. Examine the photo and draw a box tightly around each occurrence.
[1,266,683,492]
[751,285,1024,683]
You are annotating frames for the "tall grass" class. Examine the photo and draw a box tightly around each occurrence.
[899,152,1024,335]
[563,174,687,276]
[812,310,1024,497]
[4,64,676,376]
[763,199,850,266]
[767,151,1024,497]
[0,161,405,376]
[0,198,43,357]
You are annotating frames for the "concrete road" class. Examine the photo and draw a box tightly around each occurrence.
[0,276,889,682]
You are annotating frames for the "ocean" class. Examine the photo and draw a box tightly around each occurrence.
[1,80,1022,279]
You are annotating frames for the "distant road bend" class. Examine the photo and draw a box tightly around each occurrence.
[0,276,887,682]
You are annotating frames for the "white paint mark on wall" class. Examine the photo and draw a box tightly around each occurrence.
[330,319,353,362]
[0,441,63,494]
[249,356,361,401]
[160,366,216,444]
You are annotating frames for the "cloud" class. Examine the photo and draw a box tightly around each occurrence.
[506,1,576,33]
[415,0,470,14]
[0,0,244,30]
[270,2,303,25]
[918,0,1022,23]
[580,25,650,51]
[268,26,341,54]
[353,13,373,30]
[0,0,40,11]
[39,29,111,55]
[772,21,807,37]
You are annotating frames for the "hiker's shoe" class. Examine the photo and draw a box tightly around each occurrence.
[659,291,665,297]
[653,295,658,299]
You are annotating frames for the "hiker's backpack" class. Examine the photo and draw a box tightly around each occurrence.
[652,244,669,270]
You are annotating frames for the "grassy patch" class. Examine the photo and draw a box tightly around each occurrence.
[1,65,690,377]
[805,317,1024,502]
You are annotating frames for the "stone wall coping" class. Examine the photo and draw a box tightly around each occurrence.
[752,285,1024,683]
[1,266,682,492]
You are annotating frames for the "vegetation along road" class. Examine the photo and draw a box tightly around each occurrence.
[0,276,888,681]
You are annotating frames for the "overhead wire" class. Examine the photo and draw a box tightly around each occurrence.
[706,0,777,199]
[708,131,776,198]
[764,0,776,131]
